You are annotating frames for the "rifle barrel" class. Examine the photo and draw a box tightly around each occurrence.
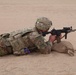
[72,29,76,32]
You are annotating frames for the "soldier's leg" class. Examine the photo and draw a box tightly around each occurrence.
[0,33,13,56]
[0,39,13,56]
[0,46,13,56]
[0,47,8,56]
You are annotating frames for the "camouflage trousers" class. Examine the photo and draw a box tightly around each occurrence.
[0,46,13,56]
[0,35,13,56]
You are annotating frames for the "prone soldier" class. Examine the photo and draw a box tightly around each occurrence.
[0,17,54,56]
[0,17,75,56]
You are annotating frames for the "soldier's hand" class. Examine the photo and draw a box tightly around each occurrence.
[49,35,56,42]
[49,34,62,43]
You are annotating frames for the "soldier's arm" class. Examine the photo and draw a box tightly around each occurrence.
[34,36,52,54]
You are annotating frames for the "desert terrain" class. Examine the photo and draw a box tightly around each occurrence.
[0,0,76,75]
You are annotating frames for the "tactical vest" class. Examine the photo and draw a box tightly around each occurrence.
[9,29,34,53]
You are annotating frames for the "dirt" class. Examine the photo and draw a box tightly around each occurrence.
[0,0,76,75]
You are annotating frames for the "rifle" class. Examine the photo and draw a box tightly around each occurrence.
[42,26,76,43]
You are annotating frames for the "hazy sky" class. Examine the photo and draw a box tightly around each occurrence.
[0,0,76,5]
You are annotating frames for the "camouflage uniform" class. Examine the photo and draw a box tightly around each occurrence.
[0,33,13,56]
[0,17,52,56]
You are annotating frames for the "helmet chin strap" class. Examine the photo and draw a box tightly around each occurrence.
[35,27,48,36]
[36,27,42,34]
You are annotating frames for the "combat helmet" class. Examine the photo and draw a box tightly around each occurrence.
[35,17,52,31]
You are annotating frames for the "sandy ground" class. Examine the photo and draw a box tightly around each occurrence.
[0,0,76,75]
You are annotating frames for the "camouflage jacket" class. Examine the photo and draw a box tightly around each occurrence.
[0,28,52,56]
